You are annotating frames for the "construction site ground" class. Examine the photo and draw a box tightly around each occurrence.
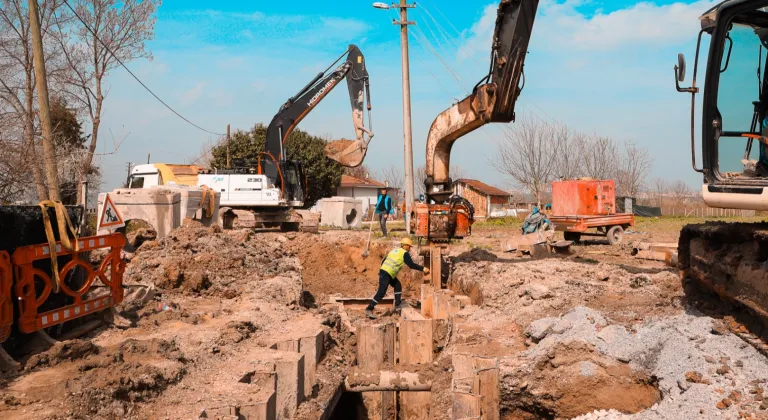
[2,216,768,419]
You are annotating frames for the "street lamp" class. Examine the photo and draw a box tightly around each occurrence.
[373,0,416,235]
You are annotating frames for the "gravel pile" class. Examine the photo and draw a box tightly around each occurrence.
[527,307,768,419]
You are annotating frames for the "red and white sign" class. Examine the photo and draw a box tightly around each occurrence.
[98,194,125,230]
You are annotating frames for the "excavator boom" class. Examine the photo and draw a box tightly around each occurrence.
[264,45,372,170]
[416,0,538,240]
[425,0,538,202]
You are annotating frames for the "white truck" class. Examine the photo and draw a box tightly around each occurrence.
[127,163,315,231]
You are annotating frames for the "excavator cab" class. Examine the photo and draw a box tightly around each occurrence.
[675,0,768,336]
[676,1,768,209]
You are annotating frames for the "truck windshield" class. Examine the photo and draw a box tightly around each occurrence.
[716,7,768,176]
[129,176,144,189]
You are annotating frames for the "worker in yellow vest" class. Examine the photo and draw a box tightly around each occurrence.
[365,237,430,319]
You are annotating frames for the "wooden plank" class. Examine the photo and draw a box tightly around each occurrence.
[399,319,433,365]
[430,246,443,289]
[433,290,458,320]
[451,353,475,393]
[473,368,500,420]
[358,323,394,372]
[299,331,324,398]
[357,323,396,420]
[452,392,481,419]
[401,391,431,420]
[421,284,434,319]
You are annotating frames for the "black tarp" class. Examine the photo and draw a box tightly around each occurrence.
[616,197,662,217]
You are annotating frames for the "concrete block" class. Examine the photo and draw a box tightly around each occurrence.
[433,290,459,320]
[98,189,180,238]
[97,186,220,238]
[320,197,363,229]
[152,184,220,227]
[299,331,324,397]
[250,350,305,420]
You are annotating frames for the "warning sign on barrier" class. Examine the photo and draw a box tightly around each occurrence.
[98,194,125,230]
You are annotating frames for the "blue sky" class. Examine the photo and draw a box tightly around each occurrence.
[97,0,721,192]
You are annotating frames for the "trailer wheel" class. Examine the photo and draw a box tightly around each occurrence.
[564,232,581,243]
[607,225,624,245]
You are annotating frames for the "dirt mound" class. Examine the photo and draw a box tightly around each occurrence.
[451,258,682,326]
[217,321,259,345]
[287,234,423,301]
[25,339,100,370]
[67,338,186,418]
[125,220,302,304]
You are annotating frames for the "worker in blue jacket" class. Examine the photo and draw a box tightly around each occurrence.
[375,188,394,236]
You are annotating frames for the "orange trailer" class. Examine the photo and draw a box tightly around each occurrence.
[549,179,634,245]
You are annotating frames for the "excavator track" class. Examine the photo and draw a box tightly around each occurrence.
[679,221,768,356]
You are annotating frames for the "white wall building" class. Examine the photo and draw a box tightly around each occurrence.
[311,175,399,219]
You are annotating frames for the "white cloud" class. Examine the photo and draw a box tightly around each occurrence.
[461,1,719,55]
[181,82,205,106]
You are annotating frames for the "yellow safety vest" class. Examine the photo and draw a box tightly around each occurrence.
[381,248,406,278]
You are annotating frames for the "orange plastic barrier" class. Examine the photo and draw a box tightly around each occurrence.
[0,251,12,343]
[11,234,126,334]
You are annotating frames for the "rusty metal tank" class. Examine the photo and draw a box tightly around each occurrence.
[551,179,616,216]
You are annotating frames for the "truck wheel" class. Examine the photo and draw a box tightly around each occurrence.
[607,225,624,245]
[564,232,581,243]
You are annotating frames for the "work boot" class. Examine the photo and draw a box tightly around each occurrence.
[394,302,407,312]
[365,309,377,320]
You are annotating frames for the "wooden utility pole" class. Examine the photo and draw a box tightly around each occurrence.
[226,124,231,168]
[28,0,60,201]
[395,0,416,234]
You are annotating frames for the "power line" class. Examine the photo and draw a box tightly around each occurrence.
[61,0,226,137]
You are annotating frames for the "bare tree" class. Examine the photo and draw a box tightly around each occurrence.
[670,180,692,205]
[344,164,371,179]
[379,164,404,191]
[651,178,668,208]
[415,163,465,196]
[553,123,582,180]
[579,133,618,180]
[0,0,65,200]
[54,0,160,204]
[491,115,559,206]
[615,141,653,197]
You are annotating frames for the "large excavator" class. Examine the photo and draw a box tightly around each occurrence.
[412,0,538,241]
[675,1,768,338]
[128,45,373,230]
[410,0,538,284]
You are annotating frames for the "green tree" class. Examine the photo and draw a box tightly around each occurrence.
[211,123,343,208]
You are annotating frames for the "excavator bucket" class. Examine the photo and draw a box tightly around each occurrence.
[325,138,369,167]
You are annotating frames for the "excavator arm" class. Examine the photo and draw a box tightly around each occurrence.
[264,44,373,172]
[415,0,538,241]
[425,0,538,203]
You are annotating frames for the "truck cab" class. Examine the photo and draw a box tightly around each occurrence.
[127,164,162,189]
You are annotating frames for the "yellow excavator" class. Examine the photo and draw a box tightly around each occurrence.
[675,1,768,332]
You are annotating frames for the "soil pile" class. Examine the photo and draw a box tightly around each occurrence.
[287,233,425,302]
[124,219,302,304]
[450,256,682,326]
